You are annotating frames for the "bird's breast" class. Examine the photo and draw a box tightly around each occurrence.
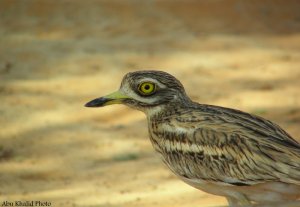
[147,120,206,178]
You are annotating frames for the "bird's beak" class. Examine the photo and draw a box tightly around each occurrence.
[84,90,130,107]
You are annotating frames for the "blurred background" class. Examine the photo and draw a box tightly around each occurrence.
[0,0,300,206]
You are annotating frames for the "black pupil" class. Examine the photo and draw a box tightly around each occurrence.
[144,84,150,90]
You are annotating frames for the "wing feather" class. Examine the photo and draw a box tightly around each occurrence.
[155,104,300,186]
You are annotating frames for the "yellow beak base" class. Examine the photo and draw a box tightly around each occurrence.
[84,91,129,107]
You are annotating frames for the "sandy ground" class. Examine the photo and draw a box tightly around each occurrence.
[1,0,300,207]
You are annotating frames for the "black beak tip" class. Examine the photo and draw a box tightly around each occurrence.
[84,98,102,107]
[84,97,111,108]
[84,102,93,107]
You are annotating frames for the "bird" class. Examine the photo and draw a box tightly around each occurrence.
[85,70,300,206]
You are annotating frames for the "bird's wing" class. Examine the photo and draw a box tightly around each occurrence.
[165,105,300,186]
[187,104,300,149]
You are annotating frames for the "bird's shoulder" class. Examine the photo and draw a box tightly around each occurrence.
[159,103,300,150]
[150,104,300,185]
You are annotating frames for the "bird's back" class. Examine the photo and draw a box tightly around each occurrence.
[148,103,300,186]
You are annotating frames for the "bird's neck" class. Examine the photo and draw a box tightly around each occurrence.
[145,103,185,121]
[145,105,167,119]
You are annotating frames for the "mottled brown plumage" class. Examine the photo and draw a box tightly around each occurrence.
[85,70,300,206]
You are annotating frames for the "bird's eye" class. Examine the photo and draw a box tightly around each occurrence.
[138,82,156,96]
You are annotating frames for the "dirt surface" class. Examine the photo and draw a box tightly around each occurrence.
[1,1,300,207]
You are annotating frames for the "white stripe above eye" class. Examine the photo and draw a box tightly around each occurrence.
[120,79,161,104]
[137,78,166,89]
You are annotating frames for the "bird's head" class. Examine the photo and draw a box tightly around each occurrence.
[85,70,192,115]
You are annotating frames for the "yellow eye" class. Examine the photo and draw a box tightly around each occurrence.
[138,82,156,95]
